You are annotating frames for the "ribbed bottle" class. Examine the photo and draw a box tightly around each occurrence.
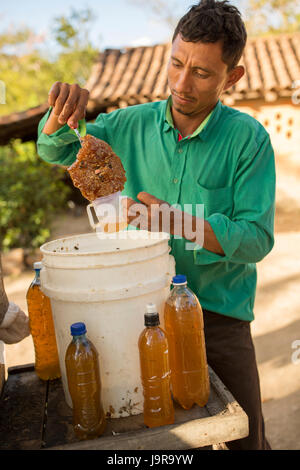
[138,303,174,428]
[26,262,61,380]
[65,322,106,440]
[164,275,210,409]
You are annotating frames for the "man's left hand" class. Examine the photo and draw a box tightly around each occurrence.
[122,191,224,255]
[123,192,171,233]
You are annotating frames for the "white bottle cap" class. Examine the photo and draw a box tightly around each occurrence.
[146,303,157,314]
[33,261,43,270]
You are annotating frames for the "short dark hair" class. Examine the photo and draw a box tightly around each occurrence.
[172,0,247,70]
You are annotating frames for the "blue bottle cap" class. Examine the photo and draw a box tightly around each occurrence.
[70,322,87,336]
[172,274,187,285]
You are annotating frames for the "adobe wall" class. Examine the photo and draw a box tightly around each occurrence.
[232,98,300,166]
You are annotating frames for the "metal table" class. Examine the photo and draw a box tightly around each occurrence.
[0,364,248,450]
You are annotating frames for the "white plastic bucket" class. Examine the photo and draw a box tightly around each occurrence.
[40,230,175,418]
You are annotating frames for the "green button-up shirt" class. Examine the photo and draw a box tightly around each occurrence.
[37,98,276,322]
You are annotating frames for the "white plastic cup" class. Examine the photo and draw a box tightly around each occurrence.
[86,191,128,233]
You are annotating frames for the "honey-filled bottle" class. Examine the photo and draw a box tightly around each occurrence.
[65,322,106,440]
[26,262,61,380]
[164,275,210,409]
[138,303,174,428]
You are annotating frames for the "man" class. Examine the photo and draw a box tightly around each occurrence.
[37,0,275,450]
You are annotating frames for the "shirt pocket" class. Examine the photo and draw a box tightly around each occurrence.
[197,183,234,218]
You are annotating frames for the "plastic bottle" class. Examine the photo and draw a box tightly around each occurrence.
[138,303,174,428]
[65,322,106,440]
[26,261,61,380]
[164,275,210,409]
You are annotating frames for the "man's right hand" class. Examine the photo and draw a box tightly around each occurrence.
[43,82,89,134]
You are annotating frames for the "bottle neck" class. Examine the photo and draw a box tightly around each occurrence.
[72,333,87,342]
[172,282,188,292]
[32,269,41,286]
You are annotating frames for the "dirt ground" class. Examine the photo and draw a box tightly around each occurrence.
[2,153,300,450]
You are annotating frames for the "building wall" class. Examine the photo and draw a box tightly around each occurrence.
[232,98,300,165]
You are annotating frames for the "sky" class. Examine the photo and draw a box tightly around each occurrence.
[1,0,246,52]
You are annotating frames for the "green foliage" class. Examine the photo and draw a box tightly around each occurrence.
[51,7,99,85]
[0,8,98,252]
[245,0,300,35]
[0,141,70,252]
[52,7,96,49]
[0,7,99,116]
[0,27,34,50]
[131,0,300,37]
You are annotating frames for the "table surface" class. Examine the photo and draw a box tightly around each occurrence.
[0,364,248,450]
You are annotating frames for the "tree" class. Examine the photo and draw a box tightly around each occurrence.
[0,8,99,116]
[245,0,300,35]
[0,8,100,253]
[0,140,70,254]
[52,7,96,49]
[129,0,300,36]
[51,7,99,85]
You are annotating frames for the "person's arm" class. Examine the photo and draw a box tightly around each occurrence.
[45,82,90,132]
[193,132,276,265]
[124,192,225,255]
[37,109,109,166]
[42,108,65,135]
[37,82,109,166]
[37,107,82,166]
[179,218,224,254]
[37,82,89,166]
[0,254,30,344]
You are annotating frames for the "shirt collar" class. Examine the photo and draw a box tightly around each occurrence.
[163,96,222,141]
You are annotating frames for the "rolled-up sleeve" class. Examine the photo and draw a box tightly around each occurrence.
[194,132,276,265]
[36,108,108,166]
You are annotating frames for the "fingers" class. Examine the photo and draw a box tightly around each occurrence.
[52,83,71,122]
[48,81,61,107]
[67,88,89,129]
[47,82,89,128]
[123,194,172,233]
[136,193,173,233]
[122,197,149,227]
[137,192,165,206]
[59,84,81,127]
[122,197,141,225]
[122,197,136,212]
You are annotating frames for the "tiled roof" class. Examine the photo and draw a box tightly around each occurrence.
[232,33,300,102]
[0,33,299,144]
[86,33,300,108]
[0,103,100,145]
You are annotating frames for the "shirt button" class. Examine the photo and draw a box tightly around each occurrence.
[178,148,183,154]
[173,178,178,184]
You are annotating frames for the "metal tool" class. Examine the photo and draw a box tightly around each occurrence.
[73,127,83,146]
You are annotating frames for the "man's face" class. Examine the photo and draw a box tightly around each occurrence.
[167,34,236,116]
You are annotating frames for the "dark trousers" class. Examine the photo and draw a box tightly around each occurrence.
[203,309,271,450]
